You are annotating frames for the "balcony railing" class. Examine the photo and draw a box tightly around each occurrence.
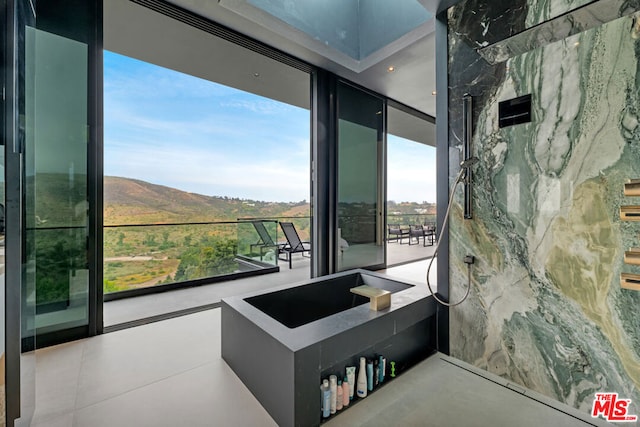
[386,213,436,226]
[103,213,428,299]
[236,216,311,242]
[103,216,313,299]
[103,219,287,299]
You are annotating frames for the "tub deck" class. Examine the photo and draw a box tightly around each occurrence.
[221,269,437,427]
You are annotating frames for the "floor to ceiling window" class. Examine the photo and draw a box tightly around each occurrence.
[386,105,437,266]
[103,51,311,296]
[100,0,312,330]
[336,82,385,271]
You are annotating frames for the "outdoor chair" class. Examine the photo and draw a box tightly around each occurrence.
[423,223,436,245]
[388,224,409,244]
[278,222,311,269]
[409,224,434,247]
[250,221,282,261]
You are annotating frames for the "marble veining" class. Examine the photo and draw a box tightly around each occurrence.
[479,0,640,64]
[451,0,593,51]
[449,0,640,417]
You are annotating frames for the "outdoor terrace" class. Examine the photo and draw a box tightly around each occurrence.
[104,240,436,328]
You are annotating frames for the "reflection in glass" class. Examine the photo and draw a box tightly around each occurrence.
[27,28,89,333]
[337,83,384,271]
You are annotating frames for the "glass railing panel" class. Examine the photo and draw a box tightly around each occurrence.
[237,216,311,246]
[386,213,436,227]
[236,220,279,264]
[32,227,89,330]
[104,222,270,295]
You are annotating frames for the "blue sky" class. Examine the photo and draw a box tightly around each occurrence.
[104,51,435,203]
[387,135,436,203]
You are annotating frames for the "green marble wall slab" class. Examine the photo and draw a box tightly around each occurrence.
[448,0,640,416]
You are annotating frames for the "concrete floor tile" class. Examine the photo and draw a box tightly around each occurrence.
[76,310,220,409]
[73,361,276,427]
[31,411,74,427]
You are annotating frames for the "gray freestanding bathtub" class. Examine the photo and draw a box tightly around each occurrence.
[221,269,437,427]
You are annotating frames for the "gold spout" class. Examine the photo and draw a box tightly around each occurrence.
[625,179,640,196]
[620,205,640,221]
[350,285,391,311]
[621,273,640,291]
[625,248,640,265]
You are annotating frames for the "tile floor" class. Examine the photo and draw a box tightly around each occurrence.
[29,308,607,427]
[27,260,605,427]
[31,309,276,427]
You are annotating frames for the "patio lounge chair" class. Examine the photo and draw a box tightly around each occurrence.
[250,221,282,261]
[278,222,311,269]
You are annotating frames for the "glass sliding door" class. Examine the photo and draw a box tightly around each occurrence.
[386,105,437,266]
[26,0,100,346]
[336,82,385,271]
[4,0,37,424]
[27,26,90,336]
[1,3,8,424]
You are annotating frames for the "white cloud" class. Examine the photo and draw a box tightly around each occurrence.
[387,137,436,203]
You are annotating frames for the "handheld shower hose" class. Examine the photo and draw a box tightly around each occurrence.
[426,158,477,307]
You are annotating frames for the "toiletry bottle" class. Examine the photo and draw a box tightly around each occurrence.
[366,359,374,391]
[374,359,379,387]
[342,376,350,407]
[357,357,367,398]
[378,355,385,384]
[329,375,337,414]
[346,366,356,400]
[336,379,343,411]
[322,379,331,418]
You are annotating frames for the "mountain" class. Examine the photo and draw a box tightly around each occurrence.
[31,175,434,227]
[104,176,309,225]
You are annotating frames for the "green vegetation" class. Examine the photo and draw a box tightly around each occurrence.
[102,177,312,294]
[174,236,238,281]
[31,175,436,300]
[386,200,436,225]
[99,177,435,294]
[33,230,86,310]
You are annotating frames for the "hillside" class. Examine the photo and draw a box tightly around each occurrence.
[99,176,434,293]
[105,176,310,225]
[32,175,434,226]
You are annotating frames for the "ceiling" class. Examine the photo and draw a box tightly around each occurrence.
[161,0,438,117]
[103,0,444,146]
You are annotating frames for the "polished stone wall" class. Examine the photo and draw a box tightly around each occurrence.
[448,1,640,415]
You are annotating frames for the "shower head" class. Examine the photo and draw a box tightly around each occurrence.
[460,157,479,168]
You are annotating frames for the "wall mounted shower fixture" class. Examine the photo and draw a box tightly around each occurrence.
[462,94,473,219]
[499,94,532,128]
[624,248,640,265]
[620,180,640,292]
[425,156,478,307]
[621,273,640,291]
[619,205,640,221]
[624,179,640,196]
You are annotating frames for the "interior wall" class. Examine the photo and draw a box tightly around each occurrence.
[447,0,640,416]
